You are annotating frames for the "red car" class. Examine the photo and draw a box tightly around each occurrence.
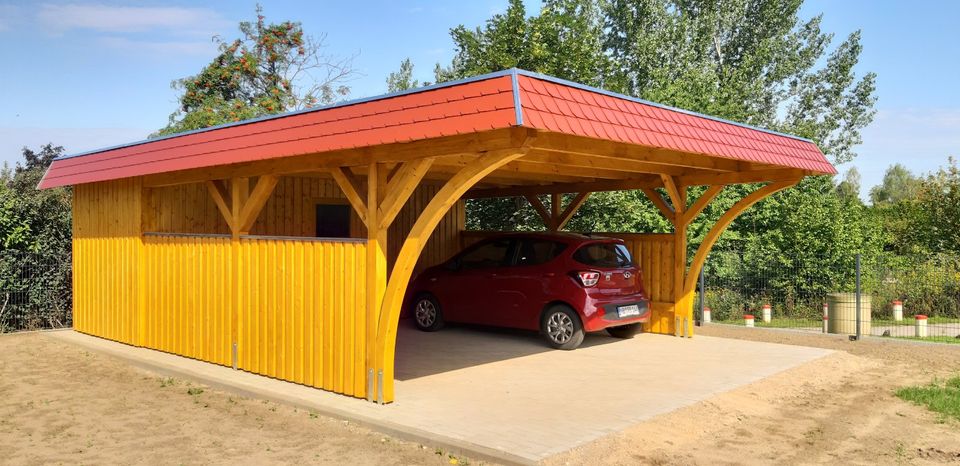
[407,232,650,349]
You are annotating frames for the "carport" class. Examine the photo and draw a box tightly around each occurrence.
[40,68,835,404]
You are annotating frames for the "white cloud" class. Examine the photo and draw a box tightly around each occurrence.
[37,3,229,35]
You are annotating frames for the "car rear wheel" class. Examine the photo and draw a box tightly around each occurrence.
[413,294,444,332]
[540,305,584,350]
[606,323,642,339]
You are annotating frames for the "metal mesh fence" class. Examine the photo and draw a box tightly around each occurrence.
[0,250,72,333]
[697,251,960,344]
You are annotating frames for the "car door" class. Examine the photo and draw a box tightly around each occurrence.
[488,238,568,329]
[435,237,516,324]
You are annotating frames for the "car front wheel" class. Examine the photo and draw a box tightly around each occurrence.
[540,305,584,350]
[412,294,444,332]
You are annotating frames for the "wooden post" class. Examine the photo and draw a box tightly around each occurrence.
[375,142,535,403]
[365,163,387,402]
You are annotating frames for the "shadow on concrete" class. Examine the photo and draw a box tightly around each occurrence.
[394,318,622,381]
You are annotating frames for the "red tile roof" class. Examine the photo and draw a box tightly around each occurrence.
[39,69,834,189]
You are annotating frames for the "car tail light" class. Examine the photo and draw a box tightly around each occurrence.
[577,271,600,287]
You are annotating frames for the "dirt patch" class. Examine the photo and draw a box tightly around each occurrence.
[0,332,480,466]
[548,325,960,465]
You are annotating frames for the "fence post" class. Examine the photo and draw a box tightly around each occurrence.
[855,253,862,341]
[698,267,705,326]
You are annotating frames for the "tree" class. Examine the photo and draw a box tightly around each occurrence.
[835,166,862,202]
[387,58,426,92]
[915,158,960,254]
[424,0,878,246]
[869,163,920,205]
[156,5,356,136]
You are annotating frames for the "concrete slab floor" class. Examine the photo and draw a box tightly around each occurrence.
[48,324,832,465]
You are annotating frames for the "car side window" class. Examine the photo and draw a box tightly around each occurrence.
[458,239,513,269]
[515,239,567,266]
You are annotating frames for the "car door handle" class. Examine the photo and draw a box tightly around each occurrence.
[488,273,498,278]
[543,272,555,277]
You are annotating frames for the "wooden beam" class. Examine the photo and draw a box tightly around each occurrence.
[330,167,368,226]
[142,127,527,188]
[682,179,800,297]
[659,175,684,213]
[679,168,810,186]
[532,132,749,172]
[230,177,249,236]
[522,150,708,177]
[378,157,434,230]
[375,139,536,403]
[465,176,661,198]
[237,175,279,233]
[680,184,724,228]
[525,195,554,230]
[206,180,234,231]
[555,192,591,230]
[639,187,675,223]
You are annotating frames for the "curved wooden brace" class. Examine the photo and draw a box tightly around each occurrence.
[681,180,799,297]
[373,146,534,403]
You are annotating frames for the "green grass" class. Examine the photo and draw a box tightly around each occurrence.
[895,376,960,422]
[713,317,820,329]
[891,335,960,345]
[874,316,959,327]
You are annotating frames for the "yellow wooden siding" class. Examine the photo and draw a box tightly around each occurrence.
[150,175,462,271]
[142,235,234,366]
[237,237,367,397]
[72,179,142,345]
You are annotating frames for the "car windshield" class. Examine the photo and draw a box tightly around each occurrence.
[572,242,633,268]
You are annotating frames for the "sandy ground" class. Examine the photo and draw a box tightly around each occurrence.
[0,332,475,466]
[548,326,960,466]
[3,327,960,465]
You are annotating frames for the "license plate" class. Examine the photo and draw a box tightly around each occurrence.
[617,304,640,317]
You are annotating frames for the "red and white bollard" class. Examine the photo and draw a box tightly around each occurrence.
[703,306,712,323]
[915,314,928,338]
[744,314,755,327]
[892,300,904,321]
[762,304,772,323]
[822,303,829,333]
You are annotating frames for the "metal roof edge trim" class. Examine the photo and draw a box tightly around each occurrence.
[54,69,521,161]
[510,69,523,126]
[513,69,817,145]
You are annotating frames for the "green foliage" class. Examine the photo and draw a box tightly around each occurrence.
[156,5,355,136]
[870,163,920,205]
[428,0,877,247]
[915,159,960,254]
[387,58,428,92]
[0,144,73,331]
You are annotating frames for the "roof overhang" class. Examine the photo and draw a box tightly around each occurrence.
[39,69,835,191]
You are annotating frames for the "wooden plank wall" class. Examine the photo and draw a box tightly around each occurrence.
[150,175,462,271]
[459,230,676,304]
[72,178,142,345]
[237,237,367,397]
[142,235,234,366]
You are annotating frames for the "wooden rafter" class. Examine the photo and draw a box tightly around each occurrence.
[466,176,661,198]
[237,175,279,233]
[206,180,234,231]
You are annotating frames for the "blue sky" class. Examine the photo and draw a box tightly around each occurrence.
[1,1,958,199]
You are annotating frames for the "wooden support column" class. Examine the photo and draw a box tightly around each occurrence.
[206,176,278,370]
[524,192,591,231]
[331,158,434,402]
[364,162,387,403]
[375,139,535,403]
